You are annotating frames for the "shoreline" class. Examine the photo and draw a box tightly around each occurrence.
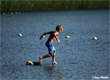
[1,6,109,12]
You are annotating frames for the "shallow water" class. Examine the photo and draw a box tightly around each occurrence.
[1,8,110,80]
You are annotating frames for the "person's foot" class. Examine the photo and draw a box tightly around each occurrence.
[39,57,43,63]
[52,61,57,65]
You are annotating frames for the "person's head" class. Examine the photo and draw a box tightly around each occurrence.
[56,25,63,33]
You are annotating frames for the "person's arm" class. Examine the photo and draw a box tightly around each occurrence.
[39,31,52,40]
[54,33,60,43]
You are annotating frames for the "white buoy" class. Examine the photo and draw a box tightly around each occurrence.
[92,37,97,40]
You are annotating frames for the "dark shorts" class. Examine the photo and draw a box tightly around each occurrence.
[45,41,55,56]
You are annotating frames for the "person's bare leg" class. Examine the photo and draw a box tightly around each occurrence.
[52,50,57,64]
[39,54,52,63]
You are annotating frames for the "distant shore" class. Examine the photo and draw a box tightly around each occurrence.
[1,0,110,12]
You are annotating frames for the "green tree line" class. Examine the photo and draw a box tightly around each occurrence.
[1,0,110,12]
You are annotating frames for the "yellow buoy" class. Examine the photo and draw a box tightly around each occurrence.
[65,35,70,38]
[16,12,17,14]
[11,12,13,14]
[3,12,5,15]
[18,33,22,36]
[92,37,97,40]
[26,61,33,65]
[19,12,20,14]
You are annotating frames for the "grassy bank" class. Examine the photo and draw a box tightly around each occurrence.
[1,0,110,12]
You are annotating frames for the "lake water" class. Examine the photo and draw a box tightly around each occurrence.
[1,8,110,80]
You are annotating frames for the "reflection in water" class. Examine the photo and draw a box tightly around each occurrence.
[40,65,62,80]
